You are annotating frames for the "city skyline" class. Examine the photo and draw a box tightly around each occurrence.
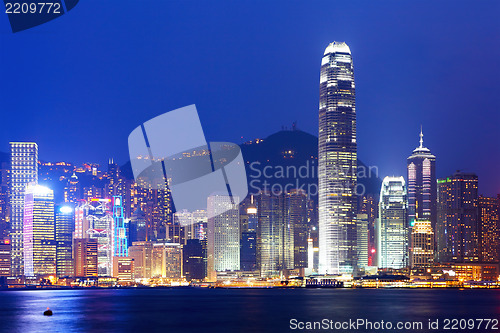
[1,1,499,196]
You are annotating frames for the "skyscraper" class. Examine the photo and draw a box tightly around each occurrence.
[23,184,56,277]
[257,191,293,278]
[407,129,436,229]
[207,195,240,281]
[288,189,308,270]
[318,41,357,274]
[377,176,408,269]
[436,172,479,263]
[55,205,75,277]
[112,195,128,257]
[9,142,38,276]
[74,238,98,277]
[478,196,499,263]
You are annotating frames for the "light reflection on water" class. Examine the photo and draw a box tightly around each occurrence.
[0,288,499,333]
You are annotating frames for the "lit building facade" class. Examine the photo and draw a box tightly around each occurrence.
[436,172,479,263]
[0,239,11,276]
[207,195,240,281]
[410,219,434,267]
[112,196,128,257]
[74,238,98,277]
[9,142,38,276]
[55,205,75,277]
[356,213,369,269]
[75,199,114,276]
[257,192,293,278]
[318,42,357,274]
[288,189,308,269]
[377,177,408,269]
[478,196,499,263]
[23,184,56,277]
[128,241,153,279]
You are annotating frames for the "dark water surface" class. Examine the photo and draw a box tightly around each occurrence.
[0,288,499,333]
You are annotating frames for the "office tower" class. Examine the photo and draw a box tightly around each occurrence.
[9,142,38,276]
[358,194,378,265]
[129,207,147,244]
[183,239,206,281]
[64,172,80,204]
[75,198,114,276]
[240,231,257,271]
[436,172,479,263]
[377,177,408,269]
[0,239,11,276]
[410,219,434,267]
[240,198,258,271]
[257,192,293,277]
[74,238,98,277]
[0,162,9,240]
[23,184,56,277]
[55,205,75,277]
[207,195,240,281]
[407,129,436,229]
[288,189,308,269]
[318,41,357,275]
[478,196,499,262]
[112,196,128,257]
[356,213,369,269]
[152,242,182,279]
[128,241,153,279]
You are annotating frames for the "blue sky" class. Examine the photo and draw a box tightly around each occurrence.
[1,0,499,194]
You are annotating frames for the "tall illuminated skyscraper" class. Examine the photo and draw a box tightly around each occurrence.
[112,195,128,257]
[377,177,408,269]
[207,194,240,281]
[407,129,436,229]
[55,205,75,277]
[9,142,38,276]
[436,172,479,263]
[23,184,56,277]
[318,41,357,274]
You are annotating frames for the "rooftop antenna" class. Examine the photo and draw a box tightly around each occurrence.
[419,125,424,148]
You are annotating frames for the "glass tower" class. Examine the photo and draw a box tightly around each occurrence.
[23,184,55,277]
[318,41,357,274]
[9,142,38,276]
[407,129,436,229]
[55,205,75,277]
[377,176,408,269]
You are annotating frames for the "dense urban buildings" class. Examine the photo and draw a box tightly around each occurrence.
[10,142,38,276]
[377,176,408,269]
[318,41,358,275]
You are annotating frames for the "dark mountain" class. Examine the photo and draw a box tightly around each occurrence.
[121,129,382,200]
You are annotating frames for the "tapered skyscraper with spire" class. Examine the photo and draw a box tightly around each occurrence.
[318,42,357,274]
[407,128,436,230]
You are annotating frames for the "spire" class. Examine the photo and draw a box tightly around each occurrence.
[419,125,423,148]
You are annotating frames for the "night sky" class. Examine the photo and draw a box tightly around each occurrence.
[0,1,499,195]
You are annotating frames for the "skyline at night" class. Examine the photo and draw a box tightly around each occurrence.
[0,1,499,196]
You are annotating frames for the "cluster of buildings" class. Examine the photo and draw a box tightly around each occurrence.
[0,41,498,288]
[317,41,499,284]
